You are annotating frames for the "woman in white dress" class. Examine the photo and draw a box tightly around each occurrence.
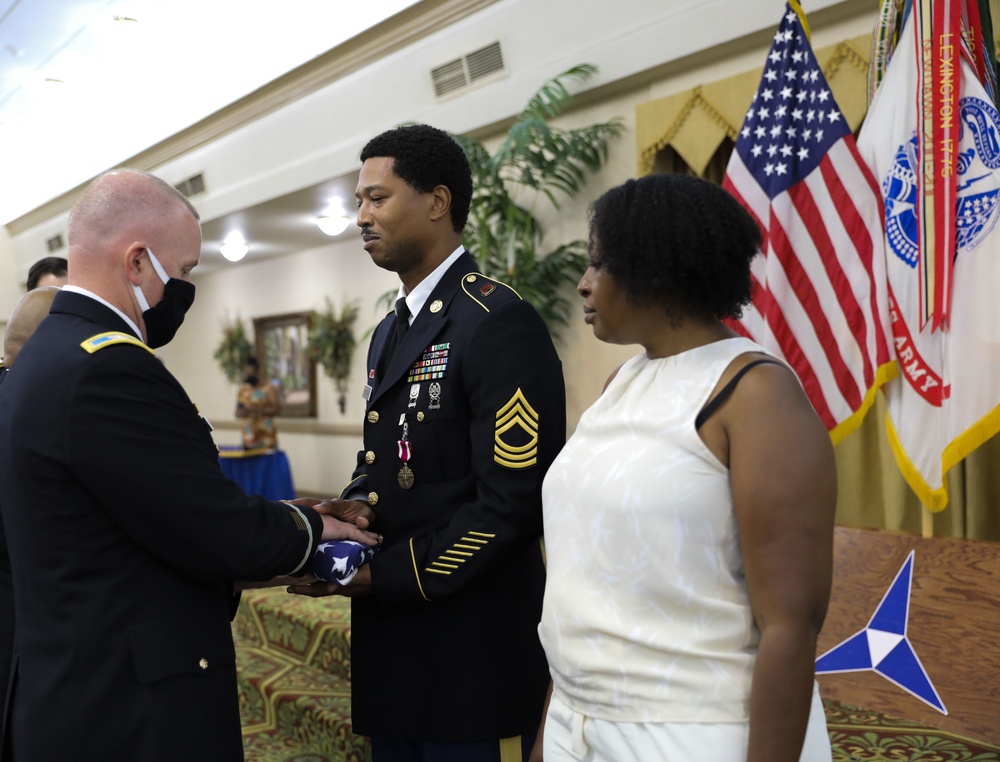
[531,174,836,762]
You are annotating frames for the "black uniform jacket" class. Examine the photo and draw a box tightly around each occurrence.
[0,291,325,762]
[0,370,11,752]
[343,251,566,741]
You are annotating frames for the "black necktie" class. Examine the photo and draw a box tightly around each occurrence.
[380,297,410,375]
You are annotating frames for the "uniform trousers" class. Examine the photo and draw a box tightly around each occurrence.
[543,687,832,761]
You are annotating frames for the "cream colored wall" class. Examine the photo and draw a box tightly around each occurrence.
[3,0,879,495]
[161,85,644,496]
[482,88,650,426]
[0,228,21,343]
[520,5,880,424]
[156,237,398,494]
[155,2,877,495]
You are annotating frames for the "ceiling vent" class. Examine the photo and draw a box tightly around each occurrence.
[46,234,64,252]
[431,41,505,99]
[174,173,206,198]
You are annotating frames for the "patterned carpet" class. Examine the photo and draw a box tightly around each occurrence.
[824,700,1000,761]
[237,648,368,762]
[233,590,1000,762]
[235,589,369,762]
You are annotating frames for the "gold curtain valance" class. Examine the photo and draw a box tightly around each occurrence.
[637,33,873,177]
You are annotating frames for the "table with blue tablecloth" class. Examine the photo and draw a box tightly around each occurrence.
[218,446,295,501]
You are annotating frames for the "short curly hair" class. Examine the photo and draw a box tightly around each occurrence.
[588,173,761,323]
[360,124,472,233]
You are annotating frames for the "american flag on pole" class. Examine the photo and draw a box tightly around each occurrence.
[856,3,1000,511]
[722,0,895,442]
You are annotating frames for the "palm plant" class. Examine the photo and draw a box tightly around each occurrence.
[308,298,360,414]
[453,64,624,335]
[213,314,252,385]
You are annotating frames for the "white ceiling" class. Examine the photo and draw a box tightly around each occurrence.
[3,0,867,279]
[0,0,418,238]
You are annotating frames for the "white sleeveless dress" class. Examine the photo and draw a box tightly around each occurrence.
[538,337,831,760]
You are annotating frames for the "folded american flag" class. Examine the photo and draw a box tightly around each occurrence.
[309,540,379,585]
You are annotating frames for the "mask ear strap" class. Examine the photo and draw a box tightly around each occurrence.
[145,248,171,284]
[132,282,152,313]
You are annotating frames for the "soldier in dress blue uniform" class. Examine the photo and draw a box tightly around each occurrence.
[0,169,377,762]
[290,125,566,762]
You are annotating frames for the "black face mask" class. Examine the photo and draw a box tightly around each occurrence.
[141,278,196,348]
[243,375,259,386]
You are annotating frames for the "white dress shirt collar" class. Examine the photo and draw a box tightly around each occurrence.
[61,285,145,342]
[396,245,467,325]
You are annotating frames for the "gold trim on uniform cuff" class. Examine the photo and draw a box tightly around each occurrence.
[283,502,314,574]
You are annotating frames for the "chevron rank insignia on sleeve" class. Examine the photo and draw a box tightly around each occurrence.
[494,388,538,469]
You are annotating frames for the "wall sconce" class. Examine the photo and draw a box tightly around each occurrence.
[220,230,249,261]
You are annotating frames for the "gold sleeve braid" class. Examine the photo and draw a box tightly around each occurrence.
[425,532,495,576]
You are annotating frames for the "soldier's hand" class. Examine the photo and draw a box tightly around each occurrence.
[319,515,380,545]
[287,565,373,598]
[290,496,375,530]
[236,574,307,591]
[286,495,326,508]
[286,579,340,597]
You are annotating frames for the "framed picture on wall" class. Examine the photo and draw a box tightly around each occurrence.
[253,311,317,418]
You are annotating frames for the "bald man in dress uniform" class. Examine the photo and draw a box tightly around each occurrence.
[290,124,566,762]
[0,169,376,762]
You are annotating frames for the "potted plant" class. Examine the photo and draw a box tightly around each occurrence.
[308,298,360,414]
[453,64,624,336]
[213,314,253,385]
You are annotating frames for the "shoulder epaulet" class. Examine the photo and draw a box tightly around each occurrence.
[80,332,154,356]
[460,272,522,312]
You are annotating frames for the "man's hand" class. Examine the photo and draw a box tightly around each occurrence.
[287,565,373,598]
[236,573,318,591]
[319,515,380,545]
[289,496,376,529]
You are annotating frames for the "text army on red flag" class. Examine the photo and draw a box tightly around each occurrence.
[857,6,1000,511]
